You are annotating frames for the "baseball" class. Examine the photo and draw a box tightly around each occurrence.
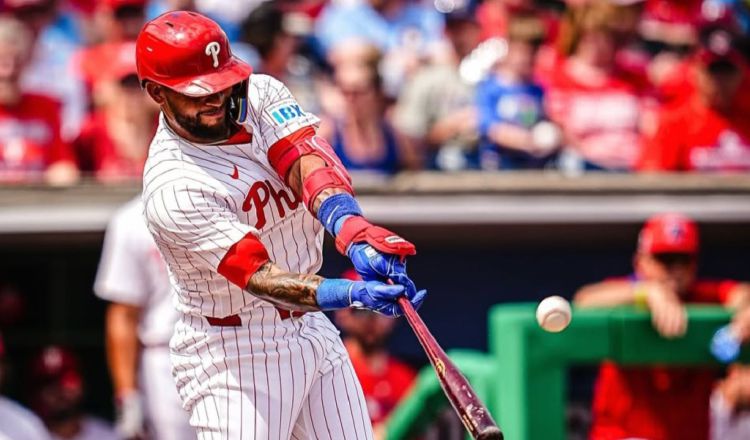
[536,296,572,333]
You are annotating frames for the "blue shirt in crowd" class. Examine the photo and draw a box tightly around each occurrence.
[314,1,444,55]
[476,75,553,170]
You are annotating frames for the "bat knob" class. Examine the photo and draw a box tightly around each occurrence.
[477,426,504,440]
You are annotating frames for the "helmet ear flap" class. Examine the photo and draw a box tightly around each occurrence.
[228,79,250,124]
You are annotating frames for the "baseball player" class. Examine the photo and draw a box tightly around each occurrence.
[94,197,193,439]
[136,11,426,440]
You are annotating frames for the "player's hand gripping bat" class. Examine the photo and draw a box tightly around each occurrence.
[396,297,503,440]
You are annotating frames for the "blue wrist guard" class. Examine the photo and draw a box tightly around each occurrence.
[316,193,363,236]
[316,278,353,311]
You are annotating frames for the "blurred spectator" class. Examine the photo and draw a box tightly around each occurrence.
[640,0,701,49]
[6,0,87,140]
[335,270,417,437]
[632,0,699,108]
[0,16,79,185]
[545,1,647,172]
[94,198,192,439]
[574,213,750,440]
[394,3,481,171]
[319,57,419,172]
[78,0,147,91]
[28,346,118,440]
[700,0,750,37]
[537,0,645,87]
[315,0,445,96]
[188,0,261,40]
[93,0,147,43]
[476,15,561,170]
[146,0,197,19]
[73,42,158,182]
[475,0,540,41]
[711,363,750,440]
[639,26,750,172]
[240,0,320,112]
[0,334,52,440]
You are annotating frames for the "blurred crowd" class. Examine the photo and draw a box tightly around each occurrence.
[0,0,748,185]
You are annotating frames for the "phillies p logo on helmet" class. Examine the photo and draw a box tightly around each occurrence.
[205,41,221,68]
[136,12,252,97]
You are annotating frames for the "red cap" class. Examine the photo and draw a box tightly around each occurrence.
[78,42,137,85]
[110,41,138,79]
[638,213,699,255]
[643,0,702,25]
[136,11,252,97]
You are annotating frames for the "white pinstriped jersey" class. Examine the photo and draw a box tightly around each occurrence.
[142,74,324,319]
[95,198,176,346]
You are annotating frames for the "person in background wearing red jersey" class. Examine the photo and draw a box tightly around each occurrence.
[77,0,147,92]
[545,1,647,172]
[4,0,88,141]
[639,24,750,172]
[73,42,158,182]
[335,270,416,439]
[0,16,78,185]
[574,213,750,440]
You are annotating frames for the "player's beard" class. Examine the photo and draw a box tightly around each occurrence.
[167,99,233,142]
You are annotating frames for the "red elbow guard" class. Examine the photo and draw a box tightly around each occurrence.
[268,129,353,212]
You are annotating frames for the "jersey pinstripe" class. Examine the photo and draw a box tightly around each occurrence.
[142,74,323,319]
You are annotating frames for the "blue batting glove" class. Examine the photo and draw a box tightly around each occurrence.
[316,279,426,317]
[348,243,419,300]
[347,243,396,280]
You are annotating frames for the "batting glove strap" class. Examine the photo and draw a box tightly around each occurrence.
[316,279,410,316]
[335,216,416,258]
[316,278,354,311]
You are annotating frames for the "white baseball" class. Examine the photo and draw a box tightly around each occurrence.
[536,296,572,333]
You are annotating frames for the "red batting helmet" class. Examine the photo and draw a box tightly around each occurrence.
[135,11,252,97]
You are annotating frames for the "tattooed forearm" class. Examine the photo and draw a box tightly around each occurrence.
[245,262,323,312]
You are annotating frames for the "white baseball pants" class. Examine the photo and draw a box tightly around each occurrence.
[170,308,374,440]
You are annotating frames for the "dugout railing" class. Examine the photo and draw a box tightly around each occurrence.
[386,304,750,440]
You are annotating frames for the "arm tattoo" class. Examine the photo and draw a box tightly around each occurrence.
[245,261,323,312]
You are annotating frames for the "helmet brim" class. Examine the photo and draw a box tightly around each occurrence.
[159,56,252,97]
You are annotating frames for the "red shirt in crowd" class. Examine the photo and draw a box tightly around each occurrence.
[639,94,750,172]
[590,278,739,440]
[0,94,74,182]
[545,62,647,170]
[73,112,153,182]
[348,348,416,425]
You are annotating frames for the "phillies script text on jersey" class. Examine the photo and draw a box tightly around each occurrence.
[242,180,301,229]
